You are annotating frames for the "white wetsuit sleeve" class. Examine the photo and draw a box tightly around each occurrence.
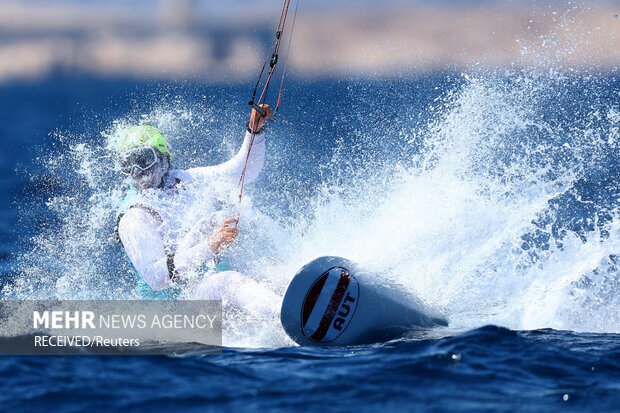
[118,208,216,290]
[118,208,171,291]
[186,130,266,184]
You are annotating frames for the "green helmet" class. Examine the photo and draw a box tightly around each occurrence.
[118,125,171,157]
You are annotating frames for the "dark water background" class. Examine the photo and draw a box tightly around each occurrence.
[0,327,618,412]
[0,74,618,411]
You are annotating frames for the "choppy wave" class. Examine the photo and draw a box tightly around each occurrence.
[1,326,618,412]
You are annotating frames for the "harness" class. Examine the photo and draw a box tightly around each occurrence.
[115,181,232,300]
[115,187,180,299]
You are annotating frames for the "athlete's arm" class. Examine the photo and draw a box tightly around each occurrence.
[187,104,271,184]
[117,208,173,291]
[118,208,218,290]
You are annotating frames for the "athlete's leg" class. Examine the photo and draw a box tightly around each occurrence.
[191,271,281,318]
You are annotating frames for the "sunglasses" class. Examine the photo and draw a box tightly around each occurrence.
[119,146,159,175]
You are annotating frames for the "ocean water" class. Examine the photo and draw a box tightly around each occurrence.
[0,327,618,412]
[0,36,619,411]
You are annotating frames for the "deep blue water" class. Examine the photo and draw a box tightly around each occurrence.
[0,327,618,412]
[0,73,619,411]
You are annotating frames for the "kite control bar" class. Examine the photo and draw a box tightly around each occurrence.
[248,100,267,117]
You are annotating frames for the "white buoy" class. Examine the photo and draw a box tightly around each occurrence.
[280,256,448,346]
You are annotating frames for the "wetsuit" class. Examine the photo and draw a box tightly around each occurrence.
[116,130,280,316]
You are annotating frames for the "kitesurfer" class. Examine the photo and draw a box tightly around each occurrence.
[115,105,280,317]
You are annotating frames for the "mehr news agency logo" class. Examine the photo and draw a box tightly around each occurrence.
[32,309,218,348]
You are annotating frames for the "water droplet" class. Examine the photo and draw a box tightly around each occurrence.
[563,394,569,401]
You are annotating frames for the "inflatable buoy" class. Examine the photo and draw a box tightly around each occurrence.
[280,256,448,346]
